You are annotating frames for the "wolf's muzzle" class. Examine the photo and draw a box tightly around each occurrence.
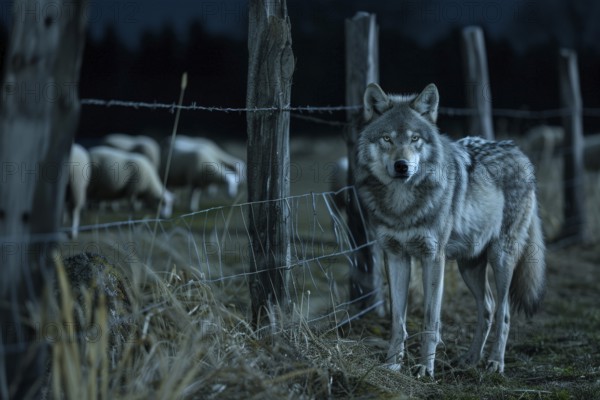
[393,160,411,179]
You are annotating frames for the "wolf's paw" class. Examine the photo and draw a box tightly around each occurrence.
[486,360,504,373]
[384,363,403,372]
[412,364,434,379]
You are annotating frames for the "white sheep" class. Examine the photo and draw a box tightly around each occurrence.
[66,143,91,238]
[103,133,161,171]
[88,146,174,218]
[161,135,245,211]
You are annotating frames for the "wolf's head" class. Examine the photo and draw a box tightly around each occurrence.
[358,83,440,183]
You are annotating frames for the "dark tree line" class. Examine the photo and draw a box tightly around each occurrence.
[2,8,600,142]
[78,22,248,141]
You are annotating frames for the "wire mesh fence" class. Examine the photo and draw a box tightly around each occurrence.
[2,99,599,397]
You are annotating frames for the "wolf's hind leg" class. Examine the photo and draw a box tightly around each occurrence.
[456,254,494,367]
[385,252,411,371]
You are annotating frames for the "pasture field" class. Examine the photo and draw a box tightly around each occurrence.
[49,135,600,399]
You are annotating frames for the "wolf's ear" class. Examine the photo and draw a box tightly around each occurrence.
[410,83,439,123]
[364,83,392,122]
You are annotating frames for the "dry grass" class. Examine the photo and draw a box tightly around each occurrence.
[45,251,423,399]
[42,136,600,399]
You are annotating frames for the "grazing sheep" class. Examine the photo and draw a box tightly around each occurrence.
[88,146,174,218]
[66,143,91,238]
[161,135,245,211]
[103,133,161,171]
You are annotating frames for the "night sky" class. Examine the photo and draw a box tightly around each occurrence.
[77,0,600,53]
[2,0,598,53]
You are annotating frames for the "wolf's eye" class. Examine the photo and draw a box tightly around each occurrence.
[411,134,420,142]
[383,135,391,142]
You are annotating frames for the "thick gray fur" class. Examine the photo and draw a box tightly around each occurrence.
[355,83,546,377]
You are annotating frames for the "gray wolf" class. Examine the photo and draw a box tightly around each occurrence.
[354,83,546,377]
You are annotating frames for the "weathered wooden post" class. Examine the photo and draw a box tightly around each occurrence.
[246,0,294,326]
[0,0,88,397]
[558,49,586,242]
[345,12,380,313]
[461,26,494,140]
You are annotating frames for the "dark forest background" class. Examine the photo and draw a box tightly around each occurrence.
[1,1,600,141]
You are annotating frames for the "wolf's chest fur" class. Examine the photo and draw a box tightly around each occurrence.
[357,139,506,260]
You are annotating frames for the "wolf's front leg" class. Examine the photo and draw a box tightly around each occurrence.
[417,253,445,378]
[372,244,387,317]
[385,252,411,371]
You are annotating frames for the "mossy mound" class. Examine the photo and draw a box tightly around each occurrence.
[61,252,134,350]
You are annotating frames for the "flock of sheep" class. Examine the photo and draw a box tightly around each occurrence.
[66,134,246,238]
[66,126,600,239]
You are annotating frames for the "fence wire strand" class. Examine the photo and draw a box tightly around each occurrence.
[4,96,599,356]
[80,97,600,130]
[2,186,388,354]
[80,98,362,114]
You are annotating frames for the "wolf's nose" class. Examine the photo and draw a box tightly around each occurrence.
[394,160,409,175]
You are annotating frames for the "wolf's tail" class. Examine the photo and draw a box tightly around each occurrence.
[510,201,546,317]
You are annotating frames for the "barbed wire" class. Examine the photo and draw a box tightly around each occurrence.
[440,106,559,118]
[80,98,362,114]
[290,113,349,127]
[3,95,598,361]
[80,97,600,129]
[442,107,600,119]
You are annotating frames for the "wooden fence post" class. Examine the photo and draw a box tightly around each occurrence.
[461,26,494,140]
[246,0,294,326]
[558,49,586,242]
[345,12,379,313]
[0,0,88,397]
